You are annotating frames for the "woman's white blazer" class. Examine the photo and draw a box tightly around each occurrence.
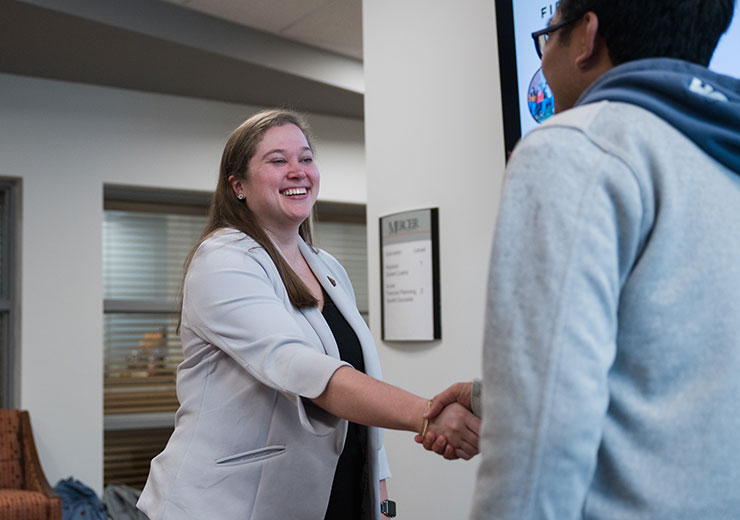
[137,229,391,520]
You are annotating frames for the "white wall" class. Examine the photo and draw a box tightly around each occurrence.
[0,72,366,493]
[363,1,506,518]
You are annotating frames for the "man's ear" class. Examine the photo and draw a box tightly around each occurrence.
[575,11,602,70]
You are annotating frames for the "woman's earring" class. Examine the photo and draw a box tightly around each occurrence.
[237,193,245,200]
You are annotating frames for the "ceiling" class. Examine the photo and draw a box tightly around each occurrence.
[159,0,363,60]
[0,0,365,119]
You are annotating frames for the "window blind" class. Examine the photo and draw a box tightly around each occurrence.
[103,208,206,486]
[103,210,206,419]
[0,190,6,406]
[103,313,181,415]
[0,182,16,409]
[104,210,205,303]
[104,428,173,489]
[0,190,5,297]
[314,220,369,318]
[0,314,6,407]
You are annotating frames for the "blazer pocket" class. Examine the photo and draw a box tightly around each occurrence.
[215,444,287,466]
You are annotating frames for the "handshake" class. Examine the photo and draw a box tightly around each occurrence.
[414,381,481,461]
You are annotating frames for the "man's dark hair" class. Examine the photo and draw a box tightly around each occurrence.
[557,0,735,66]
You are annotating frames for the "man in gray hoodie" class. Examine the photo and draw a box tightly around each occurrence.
[467,1,740,518]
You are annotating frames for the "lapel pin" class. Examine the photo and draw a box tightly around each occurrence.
[327,276,336,287]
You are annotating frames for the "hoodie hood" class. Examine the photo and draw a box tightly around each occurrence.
[576,57,740,175]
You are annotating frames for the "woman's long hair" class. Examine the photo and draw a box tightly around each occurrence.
[180,109,319,329]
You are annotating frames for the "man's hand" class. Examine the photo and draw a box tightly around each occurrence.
[427,381,474,418]
[415,402,480,460]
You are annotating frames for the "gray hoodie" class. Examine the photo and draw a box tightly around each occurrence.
[472,58,740,519]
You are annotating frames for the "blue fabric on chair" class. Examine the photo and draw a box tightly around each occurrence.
[53,478,107,520]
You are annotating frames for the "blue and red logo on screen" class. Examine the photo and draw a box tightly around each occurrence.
[527,68,555,123]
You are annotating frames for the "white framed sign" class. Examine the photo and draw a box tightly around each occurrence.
[379,208,441,341]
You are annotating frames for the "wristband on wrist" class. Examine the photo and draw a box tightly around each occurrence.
[420,399,432,438]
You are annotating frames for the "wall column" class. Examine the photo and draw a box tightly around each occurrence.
[363,1,506,517]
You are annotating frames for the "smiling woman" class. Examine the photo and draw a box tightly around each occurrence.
[230,123,320,248]
[136,109,481,520]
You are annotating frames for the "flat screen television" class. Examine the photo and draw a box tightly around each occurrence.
[495,1,740,157]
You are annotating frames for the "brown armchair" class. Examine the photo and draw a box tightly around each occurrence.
[0,410,62,520]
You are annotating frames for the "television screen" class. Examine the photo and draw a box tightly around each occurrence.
[710,10,740,78]
[496,1,740,157]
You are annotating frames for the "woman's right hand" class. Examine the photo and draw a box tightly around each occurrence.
[418,402,481,460]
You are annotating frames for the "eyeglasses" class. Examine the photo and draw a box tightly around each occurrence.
[531,18,578,59]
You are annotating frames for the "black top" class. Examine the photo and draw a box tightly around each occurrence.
[321,288,368,520]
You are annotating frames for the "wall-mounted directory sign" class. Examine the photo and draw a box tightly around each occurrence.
[379,208,441,341]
